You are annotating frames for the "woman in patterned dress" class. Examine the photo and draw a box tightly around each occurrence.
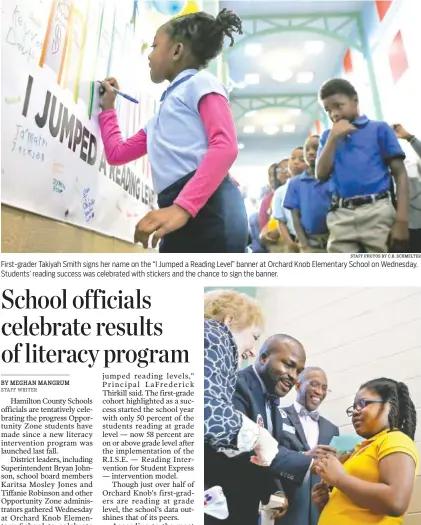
[204,290,279,511]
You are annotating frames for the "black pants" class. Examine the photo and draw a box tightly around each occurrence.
[157,173,248,253]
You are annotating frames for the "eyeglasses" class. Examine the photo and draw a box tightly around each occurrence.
[346,398,384,417]
[308,381,331,394]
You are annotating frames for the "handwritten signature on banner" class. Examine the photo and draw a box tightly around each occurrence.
[12,124,47,162]
[81,187,95,223]
[51,0,71,55]
[5,5,43,62]
[52,178,66,193]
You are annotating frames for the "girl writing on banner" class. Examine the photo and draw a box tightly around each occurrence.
[99,9,247,253]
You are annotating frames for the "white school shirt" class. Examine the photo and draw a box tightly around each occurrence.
[272,180,296,236]
[294,401,319,450]
[144,68,228,194]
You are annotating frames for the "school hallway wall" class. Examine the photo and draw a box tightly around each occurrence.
[1,204,148,253]
[253,287,421,524]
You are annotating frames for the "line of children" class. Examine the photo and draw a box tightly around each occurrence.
[259,159,290,253]
[284,135,333,253]
[272,147,307,253]
[259,163,281,231]
[253,79,414,255]
[99,8,248,253]
[256,145,331,254]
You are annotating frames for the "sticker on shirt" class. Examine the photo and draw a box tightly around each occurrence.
[278,408,288,418]
[283,424,296,435]
[256,414,265,428]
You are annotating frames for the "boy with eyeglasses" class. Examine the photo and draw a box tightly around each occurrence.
[278,367,339,525]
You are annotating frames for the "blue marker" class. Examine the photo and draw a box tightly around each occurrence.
[98,81,139,104]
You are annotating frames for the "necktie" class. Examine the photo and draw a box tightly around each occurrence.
[299,407,319,421]
[160,74,195,102]
[265,393,280,407]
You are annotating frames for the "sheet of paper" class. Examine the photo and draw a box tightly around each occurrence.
[330,434,363,455]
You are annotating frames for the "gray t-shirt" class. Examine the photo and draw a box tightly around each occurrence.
[410,136,421,158]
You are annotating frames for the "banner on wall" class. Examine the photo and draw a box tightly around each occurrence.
[1,0,179,243]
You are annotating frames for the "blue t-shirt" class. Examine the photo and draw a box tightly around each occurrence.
[145,68,228,194]
[317,115,405,198]
[283,171,332,235]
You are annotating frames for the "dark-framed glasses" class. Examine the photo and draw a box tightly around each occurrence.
[346,398,384,417]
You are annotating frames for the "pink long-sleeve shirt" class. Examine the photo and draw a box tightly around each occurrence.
[98,93,238,217]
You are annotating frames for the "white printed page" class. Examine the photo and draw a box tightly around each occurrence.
[0,280,204,525]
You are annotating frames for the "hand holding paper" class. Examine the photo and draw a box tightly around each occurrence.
[329,434,363,456]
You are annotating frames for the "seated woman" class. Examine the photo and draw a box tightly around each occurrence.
[204,290,280,523]
[312,377,418,525]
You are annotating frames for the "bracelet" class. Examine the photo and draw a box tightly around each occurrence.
[407,135,415,143]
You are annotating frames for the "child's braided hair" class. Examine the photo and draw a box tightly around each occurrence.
[165,8,243,68]
[360,377,417,440]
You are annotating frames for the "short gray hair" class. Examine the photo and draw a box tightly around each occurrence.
[298,366,325,382]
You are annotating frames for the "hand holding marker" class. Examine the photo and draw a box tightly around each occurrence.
[99,78,138,110]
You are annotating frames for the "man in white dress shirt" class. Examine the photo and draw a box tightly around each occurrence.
[277,367,339,525]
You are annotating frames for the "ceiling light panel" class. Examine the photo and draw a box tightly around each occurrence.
[245,43,262,57]
[244,73,260,85]
[297,72,314,83]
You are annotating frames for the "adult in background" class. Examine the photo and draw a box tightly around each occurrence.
[204,290,279,524]
[393,123,421,253]
[277,367,338,525]
[313,377,418,525]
